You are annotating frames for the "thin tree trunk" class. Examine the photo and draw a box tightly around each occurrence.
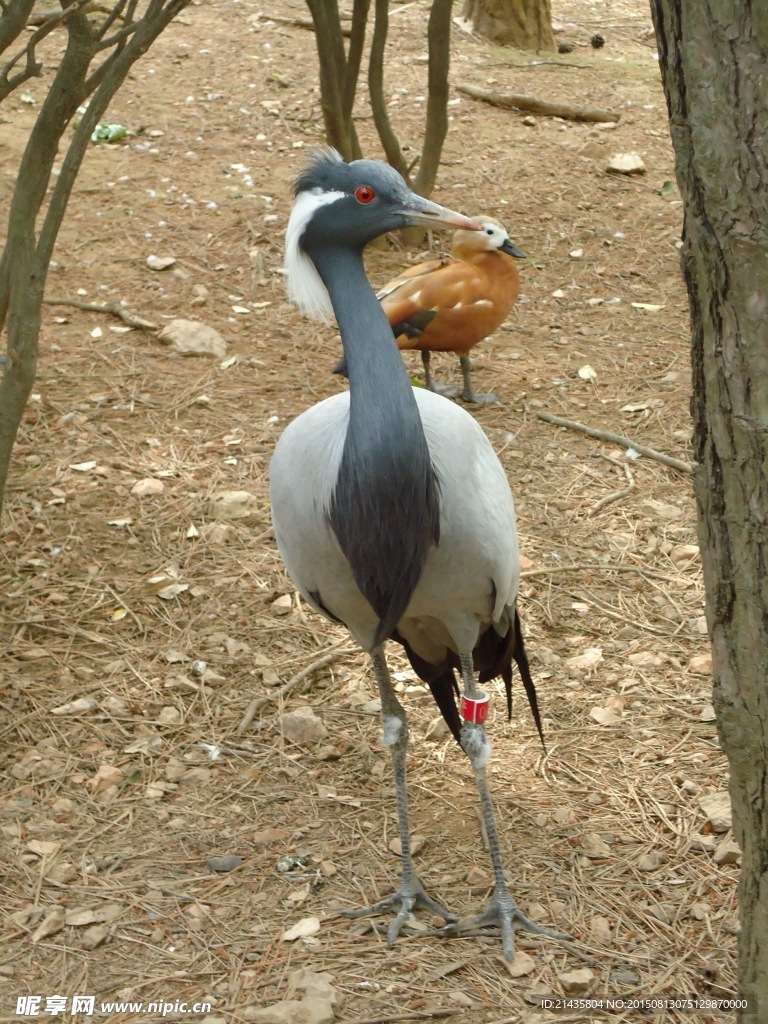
[306,0,360,160]
[414,0,452,197]
[650,1,768,1015]
[368,0,408,180]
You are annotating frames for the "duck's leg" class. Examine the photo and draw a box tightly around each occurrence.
[421,350,458,398]
[342,646,457,944]
[459,354,499,405]
[439,653,570,961]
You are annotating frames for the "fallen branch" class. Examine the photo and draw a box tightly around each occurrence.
[590,463,636,515]
[456,83,620,123]
[534,410,693,474]
[237,645,357,733]
[43,296,157,330]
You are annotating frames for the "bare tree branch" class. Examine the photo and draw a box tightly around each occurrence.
[0,0,35,60]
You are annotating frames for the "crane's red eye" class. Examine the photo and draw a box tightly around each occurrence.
[355,185,375,204]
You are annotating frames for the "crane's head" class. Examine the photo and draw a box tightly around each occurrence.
[453,218,527,260]
[285,147,482,322]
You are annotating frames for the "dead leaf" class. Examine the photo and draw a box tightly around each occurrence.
[281,916,321,941]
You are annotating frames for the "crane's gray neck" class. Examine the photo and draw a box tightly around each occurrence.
[307,242,440,647]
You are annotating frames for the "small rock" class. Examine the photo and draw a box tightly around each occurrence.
[504,950,536,978]
[206,855,243,873]
[688,653,713,676]
[388,835,425,857]
[699,704,717,722]
[591,915,612,943]
[713,839,741,866]
[424,715,451,741]
[522,115,536,126]
[271,594,293,616]
[247,999,334,1024]
[628,651,663,668]
[466,865,491,888]
[131,477,165,497]
[590,706,622,726]
[680,779,702,796]
[636,851,664,871]
[281,707,329,746]
[158,319,227,359]
[558,967,595,994]
[669,543,700,565]
[289,969,340,1007]
[606,152,646,175]
[689,901,711,920]
[565,647,603,674]
[580,834,610,858]
[698,791,732,833]
[31,908,65,943]
[610,970,640,986]
[690,833,717,853]
[80,924,110,950]
[146,254,176,271]
[207,489,260,522]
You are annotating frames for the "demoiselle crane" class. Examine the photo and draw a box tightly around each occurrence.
[270,148,567,961]
[333,218,526,404]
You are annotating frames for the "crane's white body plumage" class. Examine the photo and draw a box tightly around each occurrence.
[270,386,519,658]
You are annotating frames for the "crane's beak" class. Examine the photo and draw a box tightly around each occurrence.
[401,195,483,232]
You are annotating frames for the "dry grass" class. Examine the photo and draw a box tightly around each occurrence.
[0,0,738,1022]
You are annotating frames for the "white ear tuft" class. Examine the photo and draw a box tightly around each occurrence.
[284,189,343,324]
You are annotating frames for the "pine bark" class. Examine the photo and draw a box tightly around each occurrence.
[462,0,554,50]
[650,1,768,1014]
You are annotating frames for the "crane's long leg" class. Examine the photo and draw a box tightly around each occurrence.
[439,653,570,961]
[342,646,457,944]
[459,355,499,405]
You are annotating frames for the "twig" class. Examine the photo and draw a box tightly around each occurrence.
[237,646,357,733]
[456,83,620,123]
[534,410,694,474]
[344,1012,460,1024]
[43,296,157,330]
[589,463,636,515]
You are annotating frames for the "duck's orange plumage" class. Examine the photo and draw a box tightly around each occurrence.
[334,220,525,403]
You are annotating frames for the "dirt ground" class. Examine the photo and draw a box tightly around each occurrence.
[0,0,739,1021]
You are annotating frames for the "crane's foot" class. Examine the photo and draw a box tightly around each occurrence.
[341,878,458,946]
[435,885,571,962]
[461,389,499,405]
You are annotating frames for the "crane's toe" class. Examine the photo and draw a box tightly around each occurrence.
[436,885,571,962]
[341,877,458,946]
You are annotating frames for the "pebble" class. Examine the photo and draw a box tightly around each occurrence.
[698,791,732,833]
[206,855,243,873]
[558,967,595,994]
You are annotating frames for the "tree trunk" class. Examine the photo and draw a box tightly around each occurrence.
[650,1,768,1014]
[0,0,192,519]
[462,0,554,51]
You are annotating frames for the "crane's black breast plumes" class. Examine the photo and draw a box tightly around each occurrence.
[329,405,441,648]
